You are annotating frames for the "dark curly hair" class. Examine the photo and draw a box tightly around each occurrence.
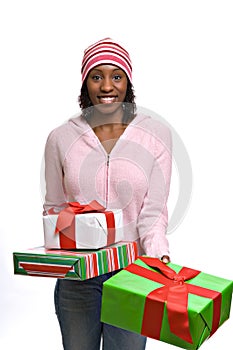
[78,78,137,124]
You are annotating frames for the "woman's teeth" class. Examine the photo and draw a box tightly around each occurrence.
[99,97,116,103]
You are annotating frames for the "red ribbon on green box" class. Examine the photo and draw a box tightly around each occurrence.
[125,257,222,344]
[48,200,116,249]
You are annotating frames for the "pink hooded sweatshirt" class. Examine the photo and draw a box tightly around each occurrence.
[43,113,172,257]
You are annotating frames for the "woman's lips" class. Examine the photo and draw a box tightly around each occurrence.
[98,96,117,104]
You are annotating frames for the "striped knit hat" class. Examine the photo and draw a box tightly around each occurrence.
[81,37,132,84]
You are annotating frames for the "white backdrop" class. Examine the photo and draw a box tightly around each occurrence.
[1,1,233,349]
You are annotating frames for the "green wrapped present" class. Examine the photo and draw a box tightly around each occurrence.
[101,257,233,349]
[13,241,137,280]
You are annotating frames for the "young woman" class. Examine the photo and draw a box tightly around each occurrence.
[43,38,172,350]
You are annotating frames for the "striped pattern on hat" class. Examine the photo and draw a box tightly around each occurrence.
[81,38,132,84]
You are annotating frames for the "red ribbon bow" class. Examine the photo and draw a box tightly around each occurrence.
[49,201,116,249]
[125,257,222,344]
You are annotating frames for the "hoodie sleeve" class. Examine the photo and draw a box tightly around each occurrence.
[43,129,67,214]
[137,124,172,258]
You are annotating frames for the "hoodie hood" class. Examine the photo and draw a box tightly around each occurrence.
[69,112,151,130]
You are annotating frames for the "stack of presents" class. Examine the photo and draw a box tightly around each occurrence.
[13,201,233,349]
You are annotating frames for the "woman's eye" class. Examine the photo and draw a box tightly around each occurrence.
[113,75,121,80]
[92,75,102,81]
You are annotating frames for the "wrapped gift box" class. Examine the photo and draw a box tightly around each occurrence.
[43,201,124,249]
[101,257,233,349]
[13,241,138,281]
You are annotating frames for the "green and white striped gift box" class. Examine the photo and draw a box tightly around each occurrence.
[13,241,138,280]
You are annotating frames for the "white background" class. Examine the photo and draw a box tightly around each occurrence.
[1,1,233,349]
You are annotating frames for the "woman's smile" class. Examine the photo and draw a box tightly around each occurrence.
[98,95,118,104]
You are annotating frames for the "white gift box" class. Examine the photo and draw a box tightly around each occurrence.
[43,209,124,249]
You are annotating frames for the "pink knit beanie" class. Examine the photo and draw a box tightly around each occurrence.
[81,37,132,84]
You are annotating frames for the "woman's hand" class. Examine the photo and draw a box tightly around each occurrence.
[161,255,170,264]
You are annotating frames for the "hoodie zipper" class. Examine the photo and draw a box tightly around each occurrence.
[106,154,110,208]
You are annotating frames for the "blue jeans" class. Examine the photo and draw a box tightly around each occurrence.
[54,272,147,350]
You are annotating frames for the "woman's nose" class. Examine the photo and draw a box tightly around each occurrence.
[100,77,114,92]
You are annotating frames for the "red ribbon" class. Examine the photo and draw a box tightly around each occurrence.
[125,257,222,344]
[48,201,116,249]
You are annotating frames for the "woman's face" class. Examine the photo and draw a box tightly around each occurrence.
[86,64,128,116]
